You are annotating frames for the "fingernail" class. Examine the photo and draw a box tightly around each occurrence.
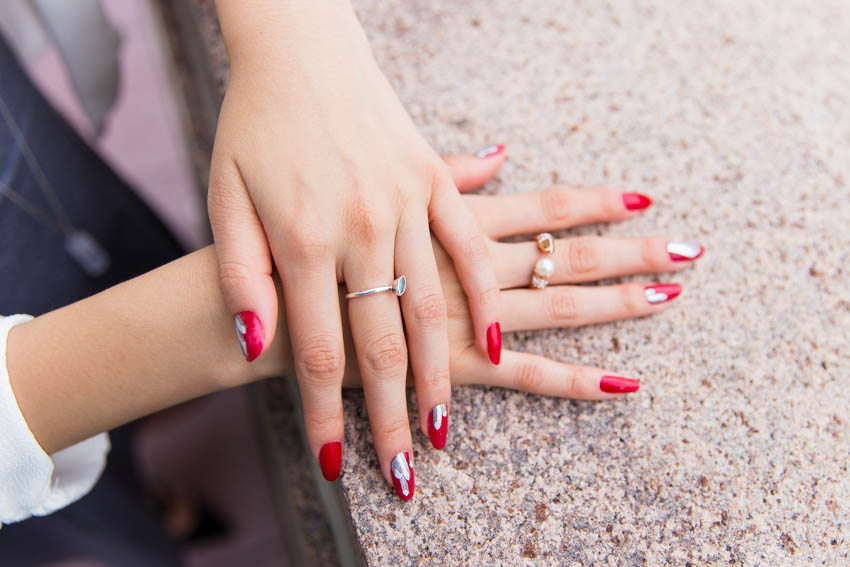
[474,144,505,158]
[391,451,414,501]
[319,441,342,482]
[428,404,448,450]
[600,375,641,394]
[644,283,682,304]
[234,311,264,362]
[667,241,704,262]
[487,322,502,365]
[622,192,653,211]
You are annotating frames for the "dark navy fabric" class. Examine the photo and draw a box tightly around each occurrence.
[0,33,183,566]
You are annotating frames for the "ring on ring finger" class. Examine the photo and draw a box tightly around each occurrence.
[530,233,555,289]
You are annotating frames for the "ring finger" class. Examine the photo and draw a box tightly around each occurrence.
[343,236,414,501]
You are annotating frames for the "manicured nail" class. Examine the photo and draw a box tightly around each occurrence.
[622,192,653,211]
[474,144,505,158]
[428,404,448,450]
[487,322,502,365]
[600,375,640,394]
[644,283,682,304]
[667,241,704,262]
[391,451,414,501]
[234,311,263,362]
[319,441,342,482]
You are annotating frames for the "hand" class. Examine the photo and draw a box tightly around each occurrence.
[335,152,703,498]
[209,3,502,489]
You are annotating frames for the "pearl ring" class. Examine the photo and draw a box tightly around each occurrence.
[530,233,555,289]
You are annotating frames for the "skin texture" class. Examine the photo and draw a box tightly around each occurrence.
[6,154,701,491]
[210,0,503,480]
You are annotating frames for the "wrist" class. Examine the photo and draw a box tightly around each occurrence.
[215,0,362,74]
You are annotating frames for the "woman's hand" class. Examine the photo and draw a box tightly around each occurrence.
[335,153,703,498]
[209,1,503,490]
[5,150,701,492]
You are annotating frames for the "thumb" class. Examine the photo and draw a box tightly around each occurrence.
[442,145,506,192]
[208,155,278,362]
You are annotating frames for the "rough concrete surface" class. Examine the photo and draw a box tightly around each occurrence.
[340,1,850,565]
[193,0,849,564]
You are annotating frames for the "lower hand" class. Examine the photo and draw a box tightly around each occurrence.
[333,152,703,498]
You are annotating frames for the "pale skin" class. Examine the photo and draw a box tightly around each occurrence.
[209,0,504,476]
[6,154,699,491]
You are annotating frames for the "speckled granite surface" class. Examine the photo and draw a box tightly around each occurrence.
[187,1,849,564]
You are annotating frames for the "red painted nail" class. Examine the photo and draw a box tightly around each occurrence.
[318,441,342,482]
[622,192,653,211]
[235,311,264,362]
[474,144,505,158]
[600,375,640,394]
[667,241,704,262]
[427,405,448,450]
[391,451,414,501]
[644,283,682,304]
[487,322,502,365]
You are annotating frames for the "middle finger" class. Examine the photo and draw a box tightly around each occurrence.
[343,212,414,501]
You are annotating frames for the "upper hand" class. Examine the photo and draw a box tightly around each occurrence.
[208,3,502,493]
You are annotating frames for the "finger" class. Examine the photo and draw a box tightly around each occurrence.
[501,282,682,332]
[455,350,640,400]
[278,233,346,483]
[493,236,705,289]
[464,186,652,239]
[430,178,503,365]
[208,154,277,361]
[343,221,414,500]
[396,211,451,450]
[442,145,506,193]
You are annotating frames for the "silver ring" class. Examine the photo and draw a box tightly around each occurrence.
[346,275,407,299]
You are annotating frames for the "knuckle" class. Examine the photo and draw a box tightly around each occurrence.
[620,284,644,317]
[640,237,661,269]
[288,225,332,265]
[422,368,451,391]
[478,286,500,307]
[413,291,448,329]
[380,417,411,440]
[304,412,341,433]
[540,187,573,224]
[218,260,253,290]
[463,234,491,264]
[568,238,599,274]
[515,361,545,393]
[297,337,345,382]
[563,368,580,397]
[424,160,453,192]
[549,288,580,323]
[345,197,392,244]
[364,331,407,377]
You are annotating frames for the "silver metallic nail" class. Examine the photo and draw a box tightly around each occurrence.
[432,404,447,431]
[644,288,669,304]
[391,452,411,497]
[474,145,501,158]
[667,241,702,259]
[234,314,248,358]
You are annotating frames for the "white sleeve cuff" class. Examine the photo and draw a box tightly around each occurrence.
[0,314,110,526]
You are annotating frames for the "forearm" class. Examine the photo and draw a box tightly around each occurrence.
[6,247,292,455]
